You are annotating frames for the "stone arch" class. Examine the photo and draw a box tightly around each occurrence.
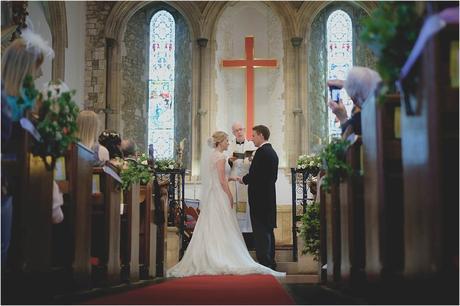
[47,1,68,81]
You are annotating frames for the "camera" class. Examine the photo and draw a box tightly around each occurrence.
[329,86,341,102]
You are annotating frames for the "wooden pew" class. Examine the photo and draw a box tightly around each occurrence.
[399,21,458,296]
[339,136,365,286]
[153,179,169,277]
[361,94,404,281]
[324,182,341,284]
[139,182,154,279]
[53,143,94,290]
[2,122,54,303]
[121,182,140,282]
[91,164,122,285]
[319,185,327,283]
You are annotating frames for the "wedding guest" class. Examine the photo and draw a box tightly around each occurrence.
[98,129,123,159]
[76,110,110,164]
[1,29,54,265]
[327,67,382,138]
[121,139,136,157]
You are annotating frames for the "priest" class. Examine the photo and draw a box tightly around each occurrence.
[228,122,256,243]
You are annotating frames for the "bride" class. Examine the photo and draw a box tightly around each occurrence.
[167,131,285,278]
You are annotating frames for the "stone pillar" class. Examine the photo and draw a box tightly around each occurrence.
[195,38,208,169]
[105,37,120,130]
[291,37,303,158]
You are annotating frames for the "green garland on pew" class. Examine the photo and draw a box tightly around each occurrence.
[319,138,352,192]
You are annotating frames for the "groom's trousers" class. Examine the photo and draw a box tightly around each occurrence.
[251,218,276,269]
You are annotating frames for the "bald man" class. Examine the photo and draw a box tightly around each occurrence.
[228,122,256,237]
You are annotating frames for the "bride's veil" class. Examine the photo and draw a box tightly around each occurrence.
[199,138,215,211]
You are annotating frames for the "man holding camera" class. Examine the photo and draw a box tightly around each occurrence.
[327,67,382,138]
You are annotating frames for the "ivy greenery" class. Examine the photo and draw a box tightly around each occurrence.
[117,154,153,191]
[320,138,352,192]
[360,2,423,99]
[299,202,320,261]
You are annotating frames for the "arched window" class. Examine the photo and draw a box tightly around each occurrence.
[148,10,175,159]
[326,10,353,139]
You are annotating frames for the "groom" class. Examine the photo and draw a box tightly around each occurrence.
[238,125,278,270]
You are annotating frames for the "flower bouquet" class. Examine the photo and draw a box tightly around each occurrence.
[296,154,322,176]
[154,158,177,171]
[32,80,79,170]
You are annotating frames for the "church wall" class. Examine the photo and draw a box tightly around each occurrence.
[28,2,53,92]
[174,14,193,170]
[120,9,148,152]
[64,1,87,109]
[214,2,286,167]
[84,1,115,111]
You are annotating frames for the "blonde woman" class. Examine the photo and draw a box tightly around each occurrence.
[76,110,110,164]
[2,29,54,121]
[167,131,284,278]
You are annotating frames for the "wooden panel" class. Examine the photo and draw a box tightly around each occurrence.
[339,138,365,284]
[401,24,459,278]
[362,94,404,281]
[126,183,140,282]
[325,184,341,283]
[71,143,95,289]
[104,171,122,284]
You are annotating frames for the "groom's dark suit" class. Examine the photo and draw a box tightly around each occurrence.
[242,143,278,269]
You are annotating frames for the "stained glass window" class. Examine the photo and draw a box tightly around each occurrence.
[326,10,353,139]
[148,10,175,159]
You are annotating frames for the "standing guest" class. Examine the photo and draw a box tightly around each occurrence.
[76,110,110,164]
[99,130,123,159]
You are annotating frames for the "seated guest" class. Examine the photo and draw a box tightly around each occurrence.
[121,139,136,157]
[76,110,110,165]
[327,67,382,138]
[99,130,123,159]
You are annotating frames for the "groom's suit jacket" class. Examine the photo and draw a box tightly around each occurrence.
[242,143,278,229]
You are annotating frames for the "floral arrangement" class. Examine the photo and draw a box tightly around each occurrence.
[299,202,320,261]
[296,154,322,175]
[154,158,177,171]
[32,80,79,170]
[113,153,153,191]
[319,138,352,192]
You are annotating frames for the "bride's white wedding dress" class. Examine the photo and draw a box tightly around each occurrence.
[167,150,285,278]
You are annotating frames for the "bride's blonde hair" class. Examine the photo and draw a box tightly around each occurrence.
[208,131,228,148]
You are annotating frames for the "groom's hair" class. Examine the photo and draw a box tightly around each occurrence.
[253,125,270,140]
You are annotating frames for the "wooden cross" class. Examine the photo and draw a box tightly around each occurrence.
[222,36,278,139]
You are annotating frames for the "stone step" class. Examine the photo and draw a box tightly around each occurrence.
[276,261,299,274]
[249,249,294,262]
[279,274,319,284]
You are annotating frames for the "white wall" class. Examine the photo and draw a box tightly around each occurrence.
[213,2,291,205]
[27,2,52,91]
[64,1,86,109]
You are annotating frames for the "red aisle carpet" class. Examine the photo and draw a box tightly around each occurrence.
[84,274,295,305]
